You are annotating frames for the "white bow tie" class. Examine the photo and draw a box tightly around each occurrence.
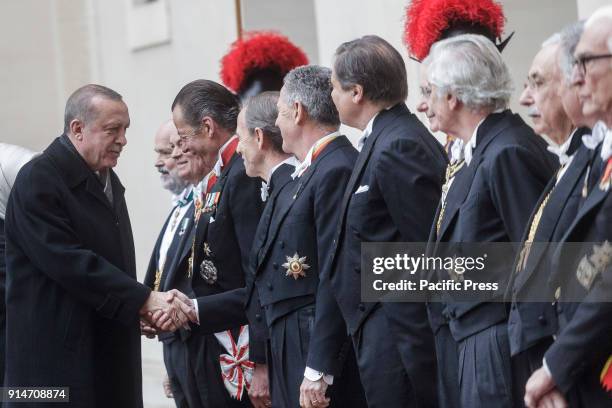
[582,121,608,150]
[450,139,465,164]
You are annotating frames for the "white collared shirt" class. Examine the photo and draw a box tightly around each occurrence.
[464,118,485,166]
[212,135,238,177]
[549,128,578,184]
[357,112,380,152]
[291,131,341,179]
[261,156,300,201]
[193,135,239,202]
[158,186,193,272]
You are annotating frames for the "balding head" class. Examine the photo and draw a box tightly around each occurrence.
[572,6,612,126]
[154,119,188,195]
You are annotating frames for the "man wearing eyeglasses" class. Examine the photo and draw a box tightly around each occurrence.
[524,6,612,408]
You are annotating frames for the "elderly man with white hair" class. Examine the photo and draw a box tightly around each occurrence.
[508,23,603,406]
[524,6,612,408]
[421,34,557,407]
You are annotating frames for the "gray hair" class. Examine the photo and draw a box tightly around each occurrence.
[281,65,340,127]
[558,21,585,83]
[542,33,562,48]
[425,34,513,112]
[64,84,123,134]
[243,91,284,153]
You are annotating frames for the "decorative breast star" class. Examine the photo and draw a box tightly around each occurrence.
[591,241,612,270]
[282,252,310,280]
[203,242,212,257]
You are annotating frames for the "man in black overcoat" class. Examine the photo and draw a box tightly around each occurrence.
[4,84,196,408]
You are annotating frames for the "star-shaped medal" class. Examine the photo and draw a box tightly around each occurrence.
[203,242,212,257]
[590,241,612,270]
[282,252,310,280]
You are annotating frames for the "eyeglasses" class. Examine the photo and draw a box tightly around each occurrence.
[420,86,433,99]
[572,53,612,76]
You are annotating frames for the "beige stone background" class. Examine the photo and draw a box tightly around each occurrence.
[0,0,608,406]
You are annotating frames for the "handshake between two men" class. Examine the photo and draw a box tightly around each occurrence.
[139,289,198,337]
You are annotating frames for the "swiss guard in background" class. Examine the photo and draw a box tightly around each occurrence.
[220,31,309,100]
[404,0,512,156]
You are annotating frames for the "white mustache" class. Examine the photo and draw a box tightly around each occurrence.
[157,167,169,175]
[527,107,540,117]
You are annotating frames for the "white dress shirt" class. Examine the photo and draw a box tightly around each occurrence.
[291,131,341,179]
[357,112,380,152]
[261,156,300,201]
[158,186,193,273]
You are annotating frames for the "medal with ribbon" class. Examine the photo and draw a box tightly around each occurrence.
[214,325,254,400]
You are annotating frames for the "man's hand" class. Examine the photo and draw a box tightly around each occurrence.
[163,374,174,399]
[140,290,197,332]
[525,367,556,408]
[299,377,330,408]
[535,389,567,408]
[140,319,157,338]
[248,363,271,408]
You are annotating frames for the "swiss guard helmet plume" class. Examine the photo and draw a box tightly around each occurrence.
[220,31,309,100]
[404,0,511,61]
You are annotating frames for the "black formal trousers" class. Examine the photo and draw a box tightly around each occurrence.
[267,304,367,408]
[351,306,414,408]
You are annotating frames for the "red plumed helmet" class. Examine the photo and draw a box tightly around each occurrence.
[220,31,309,95]
[404,0,506,60]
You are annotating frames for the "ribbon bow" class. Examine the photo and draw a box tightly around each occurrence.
[582,121,608,150]
[215,326,254,400]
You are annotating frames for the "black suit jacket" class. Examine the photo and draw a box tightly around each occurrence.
[173,163,295,363]
[143,202,195,292]
[245,162,296,363]
[4,136,151,408]
[506,129,590,356]
[324,104,447,403]
[143,203,195,343]
[255,136,355,376]
[431,110,557,341]
[544,145,612,397]
[190,152,264,334]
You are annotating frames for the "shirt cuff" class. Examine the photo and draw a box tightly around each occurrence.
[191,299,200,325]
[542,357,552,378]
[304,366,334,385]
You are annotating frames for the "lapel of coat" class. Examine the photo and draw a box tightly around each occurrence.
[144,209,174,287]
[193,152,239,247]
[436,111,513,242]
[256,136,349,272]
[251,164,295,269]
[512,147,591,291]
[334,104,406,242]
[561,176,609,242]
[162,205,195,291]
